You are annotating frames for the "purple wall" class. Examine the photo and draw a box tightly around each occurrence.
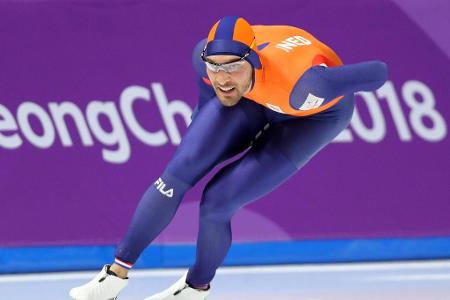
[0,0,449,247]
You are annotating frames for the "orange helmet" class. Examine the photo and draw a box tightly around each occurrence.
[203,16,262,69]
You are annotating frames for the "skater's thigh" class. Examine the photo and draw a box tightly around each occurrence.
[264,94,355,169]
[166,97,267,185]
[199,132,298,218]
[200,95,354,215]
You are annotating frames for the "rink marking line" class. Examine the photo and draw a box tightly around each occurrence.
[1,260,450,283]
[366,273,450,281]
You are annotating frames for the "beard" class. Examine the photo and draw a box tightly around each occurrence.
[213,79,252,107]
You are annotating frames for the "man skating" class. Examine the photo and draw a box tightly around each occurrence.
[70,16,387,300]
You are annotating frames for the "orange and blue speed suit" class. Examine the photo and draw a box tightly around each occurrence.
[115,23,387,287]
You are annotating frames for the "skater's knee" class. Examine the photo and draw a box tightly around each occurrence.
[199,181,238,222]
[166,148,208,185]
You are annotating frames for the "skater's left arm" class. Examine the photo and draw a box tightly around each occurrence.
[289,60,388,110]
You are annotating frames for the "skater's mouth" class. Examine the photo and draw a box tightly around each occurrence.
[218,86,235,93]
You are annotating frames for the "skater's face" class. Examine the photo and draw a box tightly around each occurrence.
[204,54,253,107]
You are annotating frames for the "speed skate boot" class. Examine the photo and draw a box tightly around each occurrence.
[69,265,128,300]
[144,273,210,300]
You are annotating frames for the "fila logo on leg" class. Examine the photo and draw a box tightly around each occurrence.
[154,177,174,198]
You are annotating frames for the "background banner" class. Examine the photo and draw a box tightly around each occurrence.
[0,0,449,253]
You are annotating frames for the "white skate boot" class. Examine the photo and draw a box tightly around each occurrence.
[69,265,128,300]
[144,273,210,300]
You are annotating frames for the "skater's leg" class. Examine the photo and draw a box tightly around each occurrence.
[114,98,267,270]
[187,95,354,285]
[187,143,297,286]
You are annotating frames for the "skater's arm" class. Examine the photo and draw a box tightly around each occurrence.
[289,60,388,110]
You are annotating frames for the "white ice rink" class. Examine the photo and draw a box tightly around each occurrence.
[1,260,450,299]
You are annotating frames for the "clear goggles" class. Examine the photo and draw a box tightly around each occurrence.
[201,47,251,73]
[204,59,247,73]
